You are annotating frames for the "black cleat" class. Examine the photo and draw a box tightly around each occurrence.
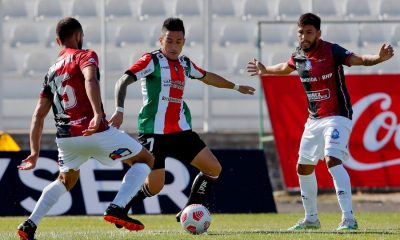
[17,219,37,240]
[104,204,144,231]
[176,210,183,222]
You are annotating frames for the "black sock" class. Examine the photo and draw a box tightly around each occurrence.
[185,172,218,207]
[124,184,154,213]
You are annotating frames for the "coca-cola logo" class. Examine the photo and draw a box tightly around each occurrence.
[347,93,400,171]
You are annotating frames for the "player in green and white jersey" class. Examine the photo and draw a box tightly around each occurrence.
[109,17,255,224]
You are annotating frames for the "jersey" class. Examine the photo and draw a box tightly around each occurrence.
[40,48,109,138]
[126,49,206,134]
[288,39,353,120]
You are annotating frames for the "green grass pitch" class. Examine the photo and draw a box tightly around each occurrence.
[2,213,399,240]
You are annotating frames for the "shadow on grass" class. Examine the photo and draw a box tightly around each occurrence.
[207,229,400,235]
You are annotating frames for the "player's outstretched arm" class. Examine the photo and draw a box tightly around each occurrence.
[201,72,255,95]
[349,43,394,66]
[18,97,52,170]
[247,58,294,76]
[109,73,136,128]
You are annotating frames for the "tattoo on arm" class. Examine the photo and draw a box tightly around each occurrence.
[115,74,136,108]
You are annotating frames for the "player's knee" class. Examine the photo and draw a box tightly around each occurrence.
[296,163,315,175]
[325,149,345,168]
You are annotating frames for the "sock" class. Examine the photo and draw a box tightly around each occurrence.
[184,172,218,208]
[328,164,354,220]
[29,180,67,225]
[123,184,155,213]
[112,163,151,208]
[298,172,318,222]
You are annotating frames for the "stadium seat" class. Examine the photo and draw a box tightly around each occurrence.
[218,22,249,46]
[232,50,257,74]
[209,49,228,73]
[211,0,236,18]
[104,51,124,74]
[269,50,293,65]
[1,50,18,75]
[83,24,102,48]
[138,0,166,20]
[72,0,98,18]
[2,0,28,20]
[311,0,341,20]
[34,0,63,19]
[185,22,204,47]
[240,0,271,21]
[391,24,400,46]
[344,0,375,20]
[174,0,201,17]
[277,0,304,20]
[105,0,132,19]
[115,24,148,47]
[22,51,52,77]
[10,24,40,47]
[359,24,389,48]
[379,0,400,20]
[257,24,292,48]
[323,24,359,50]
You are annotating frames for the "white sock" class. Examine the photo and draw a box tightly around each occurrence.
[112,163,151,208]
[298,172,318,222]
[328,164,354,220]
[29,180,67,225]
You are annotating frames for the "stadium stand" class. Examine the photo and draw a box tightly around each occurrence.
[71,0,98,18]
[174,0,201,18]
[211,0,236,18]
[391,24,400,47]
[277,0,305,20]
[379,0,400,20]
[9,24,40,48]
[240,0,272,21]
[138,0,166,20]
[2,0,28,20]
[105,0,133,19]
[34,0,63,19]
[22,51,52,77]
[311,0,341,20]
[218,22,250,47]
[344,0,376,20]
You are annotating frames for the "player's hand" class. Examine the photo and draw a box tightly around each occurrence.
[237,85,256,95]
[109,111,123,129]
[247,58,266,76]
[82,114,102,136]
[18,154,38,170]
[379,43,394,62]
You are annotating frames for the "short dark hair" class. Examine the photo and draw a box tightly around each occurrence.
[298,13,321,30]
[162,17,185,36]
[56,17,83,43]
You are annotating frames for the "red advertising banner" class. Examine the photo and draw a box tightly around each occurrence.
[262,74,400,190]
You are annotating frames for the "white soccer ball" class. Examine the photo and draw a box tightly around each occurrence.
[180,204,212,235]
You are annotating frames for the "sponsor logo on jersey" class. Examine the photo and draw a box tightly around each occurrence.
[321,73,333,80]
[300,76,318,82]
[88,58,97,64]
[331,129,340,139]
[306,89,330,102]
[162,96,182,103]
[109,148,132,160]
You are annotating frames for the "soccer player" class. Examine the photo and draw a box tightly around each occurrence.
[16,17,154,240]
[247,13,394,231]
[108,17,255,225]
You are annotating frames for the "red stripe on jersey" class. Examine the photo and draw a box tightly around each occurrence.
[128,53,152,75]
[192,61,206,76]
[164,60,185,133]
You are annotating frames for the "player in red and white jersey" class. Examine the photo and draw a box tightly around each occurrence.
[247,13,394,231]
[108,17,255,225]
[17,17,154,240]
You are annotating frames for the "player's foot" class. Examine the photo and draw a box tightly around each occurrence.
[17,219,37,240]
[287,219,321,231]
[176,210,183,222]
[104,204,144,231]
[337,218,358,230]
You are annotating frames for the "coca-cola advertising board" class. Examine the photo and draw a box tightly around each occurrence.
[262,74,400,190]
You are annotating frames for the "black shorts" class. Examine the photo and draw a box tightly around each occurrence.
[138,130,206,170]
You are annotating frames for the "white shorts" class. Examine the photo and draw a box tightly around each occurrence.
[298,116,352,165]
[56,127,143,172]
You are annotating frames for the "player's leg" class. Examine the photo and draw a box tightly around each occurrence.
[323,118,357,230]
[176,145,222,222]
[288,119,322,230]
[17,170,79,240]
[99,128,153,231]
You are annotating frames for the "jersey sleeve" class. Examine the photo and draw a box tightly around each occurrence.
[287,56,296,70]
[188,59,206,79]
[78,50,99,71]
[39,74,53,99]
[126,53,154,79]
[332,44,353,67]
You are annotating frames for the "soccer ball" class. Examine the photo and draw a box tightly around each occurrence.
[180,204,211,235]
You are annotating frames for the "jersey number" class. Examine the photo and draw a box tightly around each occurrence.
[54,73,77,110]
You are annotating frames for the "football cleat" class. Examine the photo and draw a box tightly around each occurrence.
[288,218,321,231]
[176,209,183,222]
[17,219,37,240]
[337,218,358,230]
[104,204,144,231]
